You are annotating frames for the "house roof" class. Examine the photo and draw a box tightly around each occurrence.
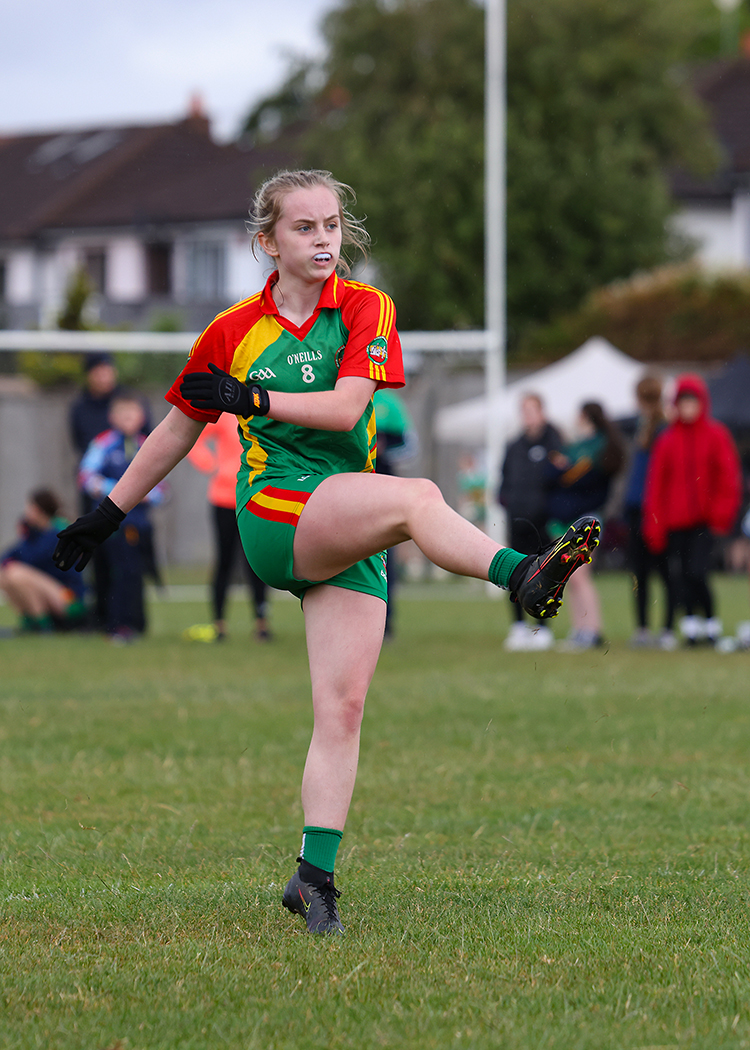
[673,56,750,202]
[0,110,299,241]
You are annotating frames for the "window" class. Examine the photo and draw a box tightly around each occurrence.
[186,242,225,301]
[83,248,106,294]
[147,242,172,295]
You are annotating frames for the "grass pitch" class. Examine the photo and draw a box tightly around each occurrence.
[1,572,750,1049]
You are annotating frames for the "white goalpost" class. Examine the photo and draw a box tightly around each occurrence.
[0,328,491,356]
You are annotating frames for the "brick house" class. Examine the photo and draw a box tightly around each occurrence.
[0,101,294,333]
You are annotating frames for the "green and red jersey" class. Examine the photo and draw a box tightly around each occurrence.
[166,271,405,512]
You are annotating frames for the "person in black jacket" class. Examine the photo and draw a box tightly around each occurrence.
[499,393,562,650]
[69,353,152,627]
[69,353,123,461]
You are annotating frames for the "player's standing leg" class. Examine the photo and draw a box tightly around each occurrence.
[282,584,385,934]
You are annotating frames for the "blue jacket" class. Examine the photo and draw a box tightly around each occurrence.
[79,429,166,529]
[2,517,85,597]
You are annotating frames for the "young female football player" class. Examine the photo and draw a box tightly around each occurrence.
[54,170,599,934]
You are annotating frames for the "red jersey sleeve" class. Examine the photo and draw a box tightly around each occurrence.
[164,318,236,423]
[337,284,405,389]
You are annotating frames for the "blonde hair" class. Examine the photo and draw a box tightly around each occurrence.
[248,169,370,277]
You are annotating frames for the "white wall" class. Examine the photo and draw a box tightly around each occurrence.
[5,249,35,305]
[671,200,748,269]
[5,222,269,321]
[107,235,145,301]
[226,231,267,301]
[732,191,750,265]
[39,246,77,327]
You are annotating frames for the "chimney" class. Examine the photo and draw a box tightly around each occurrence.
[185,92,210,134]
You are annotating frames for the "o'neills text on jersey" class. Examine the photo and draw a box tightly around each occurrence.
[287,350,323,365]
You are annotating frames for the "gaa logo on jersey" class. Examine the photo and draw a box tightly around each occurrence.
[366,337,388,365]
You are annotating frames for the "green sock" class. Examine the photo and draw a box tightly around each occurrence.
[488,548,528,590]
[300,826,343,874]
[21,613,54,632]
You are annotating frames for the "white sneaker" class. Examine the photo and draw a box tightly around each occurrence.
[629,627,653,648]
[528,625,554,650]
[504,622,535,652]
[657,629,678,651]
[679,616,705,645]
[704,617,722,645]
[558,628,604,652]
[736,622,750,649]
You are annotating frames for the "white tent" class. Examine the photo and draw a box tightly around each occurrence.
[434,337,645,444]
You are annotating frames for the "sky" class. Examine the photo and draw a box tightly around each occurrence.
[0,0,335,142]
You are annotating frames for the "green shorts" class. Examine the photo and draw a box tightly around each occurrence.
[237,474,388,603]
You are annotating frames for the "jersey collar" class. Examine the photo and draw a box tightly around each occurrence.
[260,270,343,317]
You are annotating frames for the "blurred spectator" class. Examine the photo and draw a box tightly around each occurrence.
[457,453,486,528]
[373,388,418,638]
[499,393,562,651]
[547,402,626,650]
[739,507,750,649]
[622,375,675,649]
[79,393,166,643]
[185,413,270,643]
[69,352,151,627]
[70,353,122,459]
[0,488,86,633]
[643,373,742,647]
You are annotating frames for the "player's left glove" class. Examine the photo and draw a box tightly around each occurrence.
[180,363,270,417]
[52,496,126,572]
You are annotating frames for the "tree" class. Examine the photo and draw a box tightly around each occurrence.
[304,0,487,330]
[241,0,719,341]
[505,0,716,342]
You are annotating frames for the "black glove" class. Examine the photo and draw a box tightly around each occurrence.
[180,363,270,417]
[52,496,126,572]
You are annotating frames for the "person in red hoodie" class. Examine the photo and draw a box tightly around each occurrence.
[642,373,742,646]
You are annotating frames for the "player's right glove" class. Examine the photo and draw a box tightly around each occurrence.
[52,496,126,572]
[180,363,270,417]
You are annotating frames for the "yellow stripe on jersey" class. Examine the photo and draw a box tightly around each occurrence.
[365,409,378,472]
[238,428,269,486]
[368,361,388,383]
[345,280,395,339]
[188,292,263,360]
[230,314,286,386]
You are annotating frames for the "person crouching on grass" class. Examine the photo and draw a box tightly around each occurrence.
[0,488,87,634]
[53,169,601,935]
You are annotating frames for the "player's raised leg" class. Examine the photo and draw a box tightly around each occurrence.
[292,472,600,619]
[293,472,503,583]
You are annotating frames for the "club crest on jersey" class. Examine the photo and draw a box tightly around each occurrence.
[335,344,346,369]
[366,337,388,365]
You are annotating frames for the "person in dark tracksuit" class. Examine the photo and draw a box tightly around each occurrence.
[499,393,562,650]
[621,375,673,649]
[70,353,152,627]
[78,393,165,642]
